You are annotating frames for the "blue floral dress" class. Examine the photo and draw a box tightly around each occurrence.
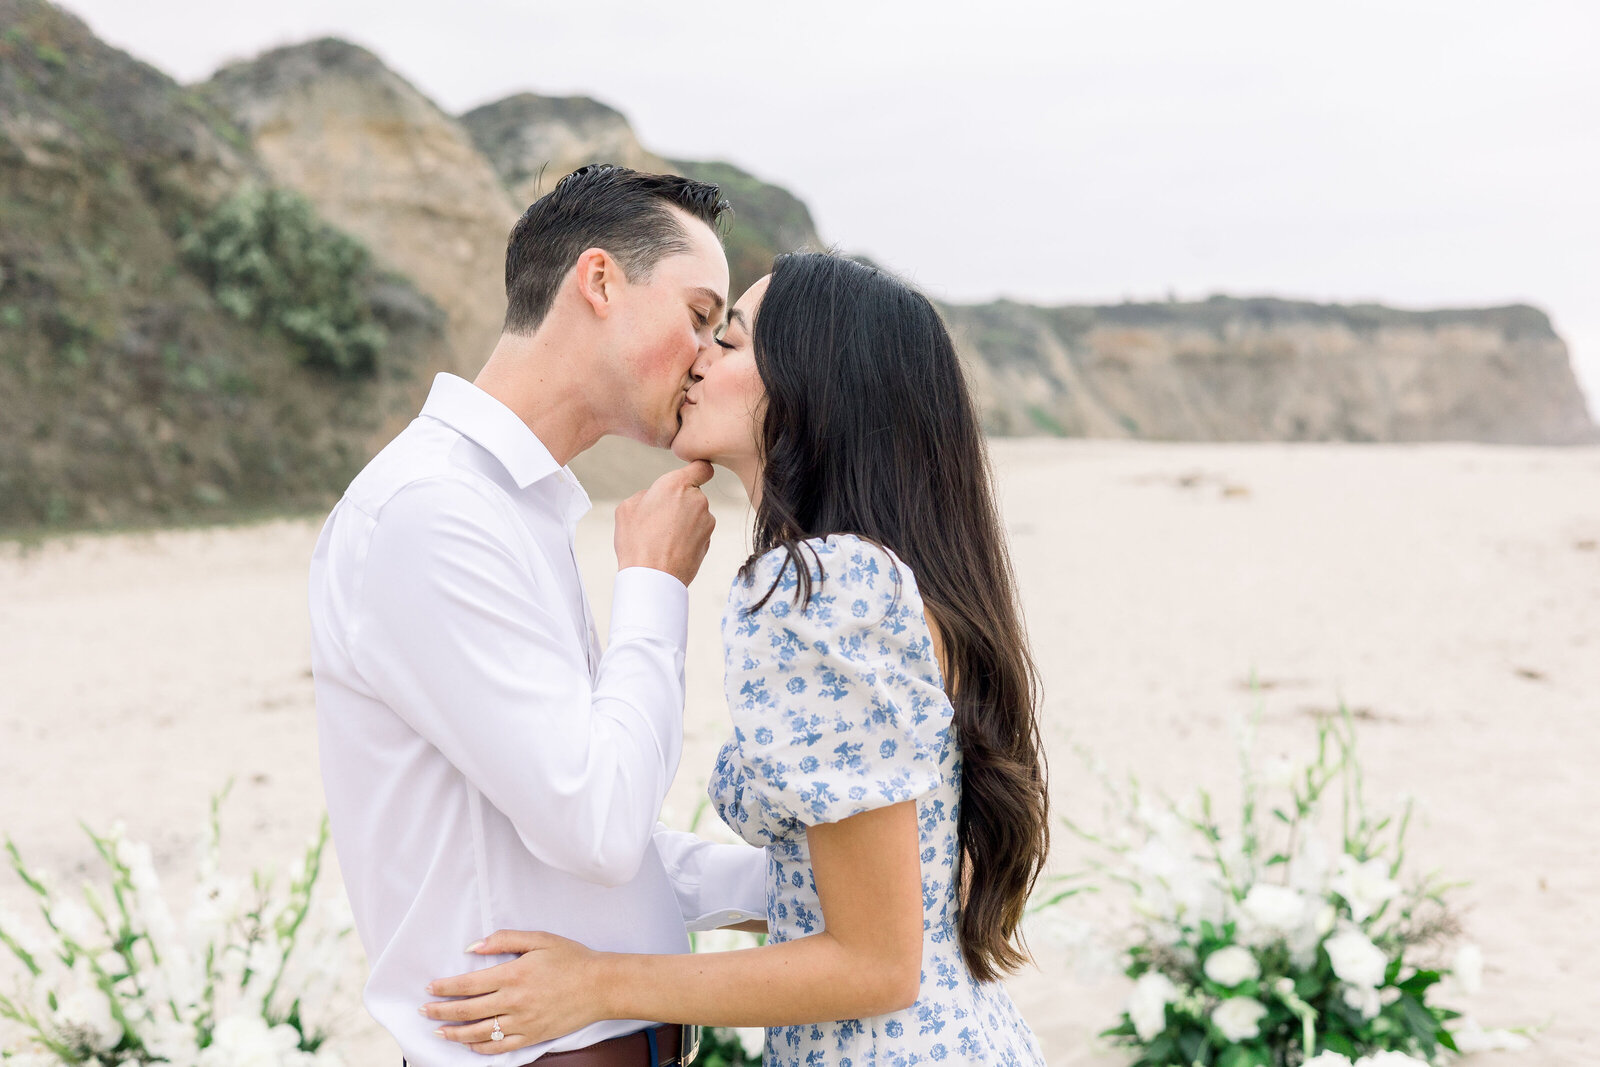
[709,534,1046,1067]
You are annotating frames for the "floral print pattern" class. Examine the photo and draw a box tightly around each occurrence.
[710,534,1046,1066]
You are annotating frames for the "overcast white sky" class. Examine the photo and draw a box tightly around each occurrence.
[65,0,1600,416]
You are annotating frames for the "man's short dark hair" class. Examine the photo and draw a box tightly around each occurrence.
[502,164,729,335]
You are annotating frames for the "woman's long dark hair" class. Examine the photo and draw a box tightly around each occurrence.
[736,252,1049,982]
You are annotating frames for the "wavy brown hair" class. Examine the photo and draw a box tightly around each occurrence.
[734,252,1050,982]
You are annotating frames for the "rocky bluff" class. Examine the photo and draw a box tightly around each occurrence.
[1,2,1592,527]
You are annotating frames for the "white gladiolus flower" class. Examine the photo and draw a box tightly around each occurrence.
[1452,942,1484,995]
[0,906,49,963]
[1289,836,1333,896]
[1324,927,1388,988]
[52,897,101,947]
[1211,996,1268,1041]
[1260,754,1298,789]
[3,1051,61,1067]
[1242,883,1307,933]
[1331,854,1400,923]
[1126,971,1179,1041]
[1302,1054,1354,1067]
[1203,945,1260,987]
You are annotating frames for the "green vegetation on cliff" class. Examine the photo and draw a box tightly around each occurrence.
[0,0,441,531]
[667,158,822,296]
[179,186,389,378]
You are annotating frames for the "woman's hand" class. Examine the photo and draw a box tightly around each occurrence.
[421,930,609,1055]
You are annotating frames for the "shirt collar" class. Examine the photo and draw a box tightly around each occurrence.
[418,372,569,491]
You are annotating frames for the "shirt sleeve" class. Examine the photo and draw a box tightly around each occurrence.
[650,824,768,932]
[718,535,946,831]
[348,475,687,887]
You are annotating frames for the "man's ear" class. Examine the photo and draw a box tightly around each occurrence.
[573,247,618,319]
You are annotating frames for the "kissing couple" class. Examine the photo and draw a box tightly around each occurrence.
[308,165,1051,1067]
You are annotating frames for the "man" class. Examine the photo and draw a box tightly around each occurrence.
[308,165,766,1067]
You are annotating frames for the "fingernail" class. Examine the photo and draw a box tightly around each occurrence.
[466,939,485,952]
[418,1007,426,1016]
[425,983,435,995]
[434,1028,445,1037]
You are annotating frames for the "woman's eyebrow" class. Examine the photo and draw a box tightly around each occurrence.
[726,308,747,331]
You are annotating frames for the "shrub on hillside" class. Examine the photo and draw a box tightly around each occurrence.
[180,187,386,378]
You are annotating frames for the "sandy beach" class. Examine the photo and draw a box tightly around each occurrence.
[2,440,1596,1065]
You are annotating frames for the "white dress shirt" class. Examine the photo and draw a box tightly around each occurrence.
[308,373,765,1067]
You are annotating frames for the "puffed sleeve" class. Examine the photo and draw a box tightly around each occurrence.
[714,533,949,834]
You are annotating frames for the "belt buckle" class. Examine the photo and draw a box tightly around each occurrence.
[679,1023,700,1065]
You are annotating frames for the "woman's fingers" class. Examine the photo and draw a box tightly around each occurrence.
[428,960,514,998]
[434,1016,527,1053]
[421,991,503,1023]
[473,929,552,956]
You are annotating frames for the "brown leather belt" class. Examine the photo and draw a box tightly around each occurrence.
[538,1023,694,1066]
[404,1024,696,1067]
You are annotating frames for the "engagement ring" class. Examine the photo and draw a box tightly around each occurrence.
[491,1017,504,1042]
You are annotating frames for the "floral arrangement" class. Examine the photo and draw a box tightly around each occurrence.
[1031,706,1531,1067]
[0,788,356,1066]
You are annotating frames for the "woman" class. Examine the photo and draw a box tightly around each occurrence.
[421,253,1050,1065]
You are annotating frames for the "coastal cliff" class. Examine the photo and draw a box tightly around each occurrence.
[1,2,1592,528]
[946,298,1593,443]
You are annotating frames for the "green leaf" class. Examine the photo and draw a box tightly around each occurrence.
[1321,1033,1357,1057]
[1217,1044,1271,1067]
[1398,969,1440,994]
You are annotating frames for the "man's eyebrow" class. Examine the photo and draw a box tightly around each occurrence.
[690,287,726,316]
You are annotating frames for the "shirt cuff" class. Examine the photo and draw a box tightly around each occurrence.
[611,567,690,649]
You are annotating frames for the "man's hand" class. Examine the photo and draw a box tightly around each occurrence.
[614,461,716,586]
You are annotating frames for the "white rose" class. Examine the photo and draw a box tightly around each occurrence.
[1202,945,1260,987]
[1342,983,1382,1019]
[1331,855,1400,923]
[1242,884,1306,933]
[1355,1053,1430,1067]
[736,1028,766,1057]
[1324,927,1388,988]
[54,978,122,1050]
[1449,1016,1532,1053]
[1302,1054,1354,1067]
[1211,996,1268,1042]
[1452,943,1484,995]
[1126,971,1179,1042]
[199,1013,303,1067]
[145,1017,202,1066]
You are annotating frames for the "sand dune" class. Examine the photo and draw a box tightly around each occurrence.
[1,440,1595,1064]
